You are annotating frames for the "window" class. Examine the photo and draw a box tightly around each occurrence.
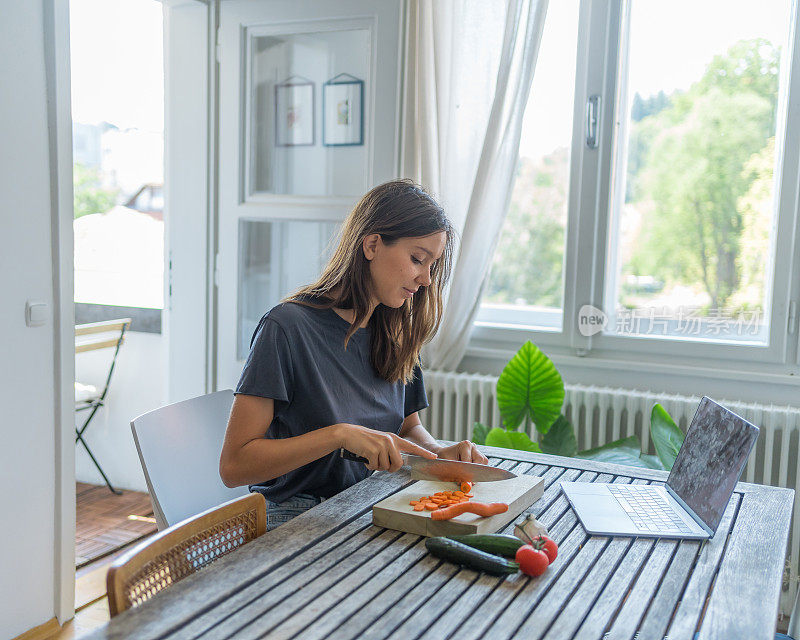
[475,0,800,371]
[605,1,787,346]
[479,0,579,332]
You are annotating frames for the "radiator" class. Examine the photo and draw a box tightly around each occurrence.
[420,369,800,618]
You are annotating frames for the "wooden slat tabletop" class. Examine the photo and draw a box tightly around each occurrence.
[86,446,794,640]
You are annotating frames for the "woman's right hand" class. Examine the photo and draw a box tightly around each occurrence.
[336,423,437,472]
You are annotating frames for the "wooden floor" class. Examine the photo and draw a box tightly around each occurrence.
[75,482,156,567]
[58,483,158,639]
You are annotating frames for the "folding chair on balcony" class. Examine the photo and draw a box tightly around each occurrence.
[75,318,131,494]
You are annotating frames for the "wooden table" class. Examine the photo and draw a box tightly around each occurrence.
[87,446,794,640]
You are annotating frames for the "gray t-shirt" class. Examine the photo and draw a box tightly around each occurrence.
[235,300,428,502]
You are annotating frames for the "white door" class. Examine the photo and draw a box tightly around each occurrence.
[216,0,403,387]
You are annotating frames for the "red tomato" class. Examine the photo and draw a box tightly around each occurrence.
[515,544,550,576]
[535,535,558,563]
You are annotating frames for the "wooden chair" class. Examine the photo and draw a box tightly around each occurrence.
[75,318,132,494]
[106,492,267,617]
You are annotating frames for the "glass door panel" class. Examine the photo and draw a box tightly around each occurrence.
[249,28,370,197]
[238,218,338,359]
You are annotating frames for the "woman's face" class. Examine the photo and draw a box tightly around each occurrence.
[363,231,447,308]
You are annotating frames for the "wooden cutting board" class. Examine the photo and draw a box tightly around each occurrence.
[372,474,544,536]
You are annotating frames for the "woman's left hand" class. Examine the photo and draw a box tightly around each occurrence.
[433,440,489,464]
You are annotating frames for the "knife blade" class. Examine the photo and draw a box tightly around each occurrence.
[339,449,516,482]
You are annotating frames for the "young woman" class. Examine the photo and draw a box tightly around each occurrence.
[219,179,488,529]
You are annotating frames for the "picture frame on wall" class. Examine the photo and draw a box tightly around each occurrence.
[322,73,364,146]
[274,76,315,146]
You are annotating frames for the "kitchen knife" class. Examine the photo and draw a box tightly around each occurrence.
[339,449,516,482]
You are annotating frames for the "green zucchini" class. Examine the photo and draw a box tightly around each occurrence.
[425,537,519,575]
[445,534,525,558]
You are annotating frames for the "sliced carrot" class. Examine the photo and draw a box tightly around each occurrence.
[408,483,479,512]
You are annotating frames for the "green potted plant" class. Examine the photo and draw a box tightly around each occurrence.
[471,341,685,470]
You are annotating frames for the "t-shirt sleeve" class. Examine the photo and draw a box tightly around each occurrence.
[403,364,428,417]
[235,315,294,403]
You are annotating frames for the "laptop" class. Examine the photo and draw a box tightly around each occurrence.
[560,396,759,539]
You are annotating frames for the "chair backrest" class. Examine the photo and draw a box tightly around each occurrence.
[75,318,131,353]
[106,492,266,617]
[75,318,131,400]
[130,389,248,530]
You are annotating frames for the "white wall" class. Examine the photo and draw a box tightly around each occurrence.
[76,331,167,492]
[0,2,62,636]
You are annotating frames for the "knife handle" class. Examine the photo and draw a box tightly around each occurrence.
[340,448,369,464]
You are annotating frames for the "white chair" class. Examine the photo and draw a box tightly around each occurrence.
[130,389,248,530]
[787,588,800,640]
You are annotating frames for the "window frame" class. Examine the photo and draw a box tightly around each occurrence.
[473,0,800,376]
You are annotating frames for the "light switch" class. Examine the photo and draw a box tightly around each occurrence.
[25,301,48,327]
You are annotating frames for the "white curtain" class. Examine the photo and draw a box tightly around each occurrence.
[402,0,549,370]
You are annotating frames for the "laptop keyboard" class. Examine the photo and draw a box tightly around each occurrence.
[607,484,693,534]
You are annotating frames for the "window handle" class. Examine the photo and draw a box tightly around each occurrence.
[586,94,601,149]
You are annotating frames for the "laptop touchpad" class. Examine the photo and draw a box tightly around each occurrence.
[577,493,623,516]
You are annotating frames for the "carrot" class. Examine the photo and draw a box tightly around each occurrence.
[430,502,508,521]
[409,480,480,512]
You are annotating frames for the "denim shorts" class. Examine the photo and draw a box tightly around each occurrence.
[260,492,326,531]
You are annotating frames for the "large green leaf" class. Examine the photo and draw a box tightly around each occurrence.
[539,414,577,457]
[485,427,542,453]
[471,422,490,446]
[650,404,684,471]
[496,341,564,433]
[576,435,654,468]
[638,453,665,470]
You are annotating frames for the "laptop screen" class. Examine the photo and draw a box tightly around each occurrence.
[667,397,759,532]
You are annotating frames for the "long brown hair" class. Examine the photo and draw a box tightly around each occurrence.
[287,179,454,383]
